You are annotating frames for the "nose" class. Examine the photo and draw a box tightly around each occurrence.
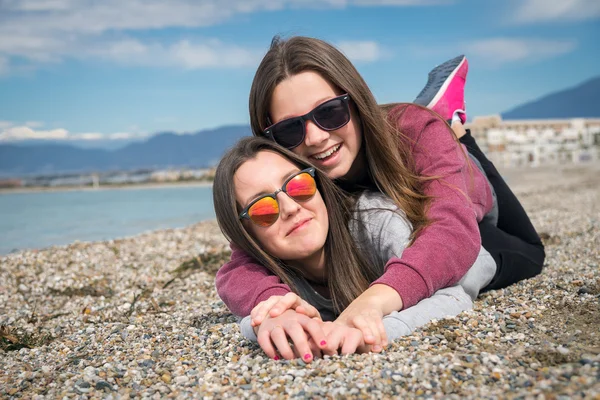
[304,120,329,148]
[277,191,301,220]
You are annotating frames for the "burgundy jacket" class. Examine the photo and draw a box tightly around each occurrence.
[215,104,493,316]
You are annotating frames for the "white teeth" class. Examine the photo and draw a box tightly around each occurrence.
[313,144,341,160]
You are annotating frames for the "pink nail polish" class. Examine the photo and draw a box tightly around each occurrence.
[320,340,327,346]
[304,353,312,360]
[273,356,279,361]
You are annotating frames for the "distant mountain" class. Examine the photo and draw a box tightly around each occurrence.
[502,76,600,119]
[0,125,251,176]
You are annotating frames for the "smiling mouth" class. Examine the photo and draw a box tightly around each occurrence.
[287,218,312,236]
[312,143,341,160]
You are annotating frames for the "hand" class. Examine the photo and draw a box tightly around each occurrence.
[320,321,370,355]
[251,292,321,327]
[255,309,328,361]
[334,284,403,352]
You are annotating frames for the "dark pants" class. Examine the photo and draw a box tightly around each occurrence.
[460,131,546,291]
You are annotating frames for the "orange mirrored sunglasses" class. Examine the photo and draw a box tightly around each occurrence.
[238,167,317,227]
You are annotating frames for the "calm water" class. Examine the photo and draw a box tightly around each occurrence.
[0,185,216,255]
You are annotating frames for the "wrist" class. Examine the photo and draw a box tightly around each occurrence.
[366,284,403,314]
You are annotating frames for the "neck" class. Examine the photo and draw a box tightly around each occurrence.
[289,248,327,283]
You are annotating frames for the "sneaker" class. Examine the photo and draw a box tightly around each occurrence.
[413,54,468,123]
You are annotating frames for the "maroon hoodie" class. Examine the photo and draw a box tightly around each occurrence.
[215,103,493,316]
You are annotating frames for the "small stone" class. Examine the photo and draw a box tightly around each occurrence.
[161,374,171,384]
[140,359,155,368]
[95,381,113,392]
[578,287,591,295]
[74,380,91,393]
[174,375,189,385]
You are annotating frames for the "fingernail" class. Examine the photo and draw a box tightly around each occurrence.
[273,356,279,361]
[373,345,382,352]
[304,353,312,360]
[320,340,327,346]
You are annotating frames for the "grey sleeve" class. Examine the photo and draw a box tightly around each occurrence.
[382,285,473,341]
[351,192,412,270]
[238,315,258,342]
[458,246,496,300]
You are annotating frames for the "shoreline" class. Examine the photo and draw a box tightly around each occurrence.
[0,180,213,195]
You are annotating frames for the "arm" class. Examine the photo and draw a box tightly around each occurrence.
[382,285,473,341]
[380,245,497,340]
[373,104,492,309]
[215,243,291,317]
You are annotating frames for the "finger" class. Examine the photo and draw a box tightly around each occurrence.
[350,316,377,345]
[295,302,320,319]
[269,292,301,318]
[377,317,388,348]
[308,338,322,359]
[257,327,278,360]
[270,326,295,360]
[323,327,345,356]
[364,316,383,352]
[284,323,313,362]
[251,297,281,326]
[340,329,363,355]
[299,318,328,350]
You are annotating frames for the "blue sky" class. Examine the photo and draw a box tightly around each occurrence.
[1,0,599,147]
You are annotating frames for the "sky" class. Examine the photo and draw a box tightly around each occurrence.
[0,0,599,147]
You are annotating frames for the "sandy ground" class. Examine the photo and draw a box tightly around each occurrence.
[1,162,599,399]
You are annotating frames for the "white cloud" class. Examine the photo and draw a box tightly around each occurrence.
[0,0,440,74]
[0,125,151,142]
[513,0,600,23]
[462,38,577,66]
[337,41,387,63]
[0,126,70,141]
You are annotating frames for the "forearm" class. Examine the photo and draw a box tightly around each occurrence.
[216,244,291,316]
[383,285,473,341]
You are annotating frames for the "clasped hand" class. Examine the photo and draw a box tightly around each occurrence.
[252,292,389,360]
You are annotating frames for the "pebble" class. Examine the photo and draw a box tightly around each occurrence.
[1,166,599,399]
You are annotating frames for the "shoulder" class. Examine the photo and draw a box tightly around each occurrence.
[352,191,411,231]
[355,191,399,212]
[386,102,451,144]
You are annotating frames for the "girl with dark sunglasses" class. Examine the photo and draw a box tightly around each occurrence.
[213,137,496,359]
[215,36,545,352]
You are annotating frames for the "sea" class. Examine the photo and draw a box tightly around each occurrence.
[0,184,216,255]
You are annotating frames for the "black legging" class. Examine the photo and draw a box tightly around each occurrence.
[460,130,546,291]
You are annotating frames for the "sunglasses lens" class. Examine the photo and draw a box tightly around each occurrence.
[314,98,350,130]
[248,196,279,227]
[270,118,305,149]
[286,172,317,201]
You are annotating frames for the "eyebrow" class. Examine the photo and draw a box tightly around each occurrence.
[277,95,336,122]
[242,168,301,206]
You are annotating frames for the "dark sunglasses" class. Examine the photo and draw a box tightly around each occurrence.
[264,94,351,149]
[238,167,317,227]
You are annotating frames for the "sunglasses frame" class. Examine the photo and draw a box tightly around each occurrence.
[238,167,317,226]
[264,94,351,149]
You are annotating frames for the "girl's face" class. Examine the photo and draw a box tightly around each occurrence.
[269,71,364,180]
[234,150,329,278]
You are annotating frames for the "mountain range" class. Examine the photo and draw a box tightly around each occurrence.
[2,76,599,177]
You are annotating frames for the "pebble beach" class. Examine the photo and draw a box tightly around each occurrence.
[1,163,599,399]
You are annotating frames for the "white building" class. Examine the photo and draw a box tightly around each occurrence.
[466,115,600,168]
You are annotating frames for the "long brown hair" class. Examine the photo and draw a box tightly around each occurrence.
[213,137,379,313]
[249,36,433,241]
